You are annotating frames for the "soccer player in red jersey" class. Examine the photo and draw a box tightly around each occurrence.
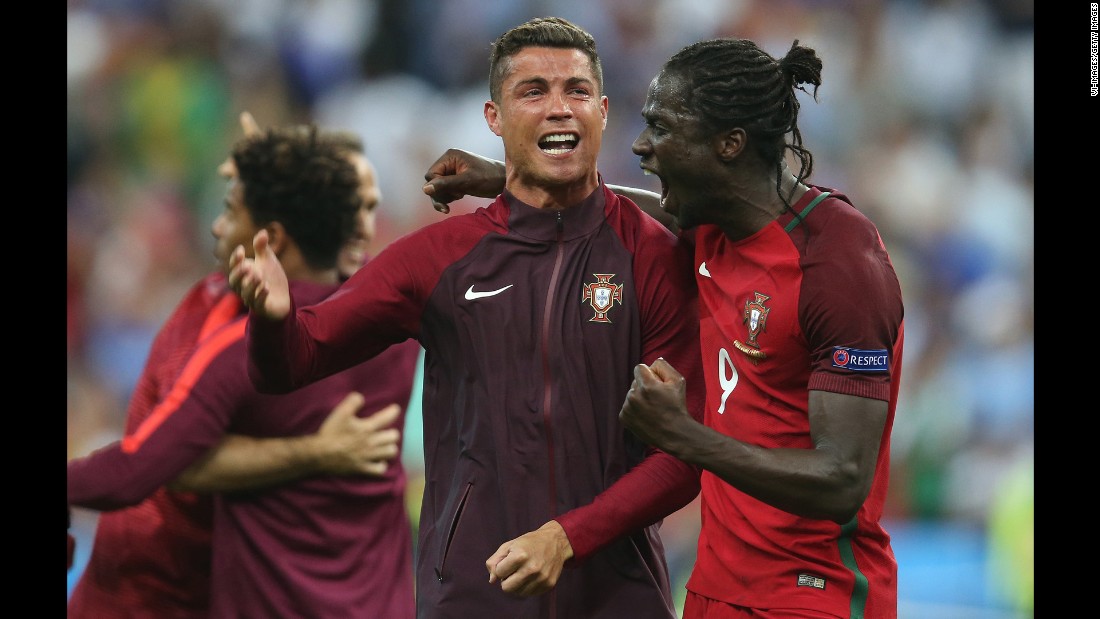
[618,39,904,619]
[68,123,420,618]
[229,17,705,619]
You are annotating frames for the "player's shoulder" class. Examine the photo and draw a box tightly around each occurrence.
[364,203,504,286]
[798,189,901,292]
[810,188,874,226]
[152,272,230,334]
[392,201,504,249]
[798,188,885,248]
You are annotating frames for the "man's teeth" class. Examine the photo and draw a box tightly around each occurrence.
[540,134,577,154]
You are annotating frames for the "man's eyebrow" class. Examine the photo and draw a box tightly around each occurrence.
[566,76,596,90]
[513,75,594,88]
[513,76,549,88]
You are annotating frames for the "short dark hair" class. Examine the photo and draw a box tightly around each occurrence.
[231,125,360,270]
[663,38,823,184]
[322,129,364,156]
[488,16,603,103]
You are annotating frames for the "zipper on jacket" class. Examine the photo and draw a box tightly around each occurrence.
[541,211,565,517]
[435,481,473,582]
[540,211,565,618]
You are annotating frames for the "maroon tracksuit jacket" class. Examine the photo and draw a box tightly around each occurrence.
[247,182,705,619]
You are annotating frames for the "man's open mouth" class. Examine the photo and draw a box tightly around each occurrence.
[642,167,670,207]
[539,133,578,155]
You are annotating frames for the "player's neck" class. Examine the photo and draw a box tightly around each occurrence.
[280,247,340,285]
[291,268,340,285]
[716,172,802,241]
[506,173,600,211]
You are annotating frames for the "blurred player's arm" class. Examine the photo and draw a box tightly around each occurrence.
[170,393,402,493]
[421,149,670,229]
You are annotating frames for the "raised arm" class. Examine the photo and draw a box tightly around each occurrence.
[422,148,505,213]
[170,395,402,493]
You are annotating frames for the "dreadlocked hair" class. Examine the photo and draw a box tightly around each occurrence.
[664,38,822,211]
[231,124,361,270]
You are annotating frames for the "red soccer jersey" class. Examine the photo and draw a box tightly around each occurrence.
[68,272,236,618]
[685,187,903,618]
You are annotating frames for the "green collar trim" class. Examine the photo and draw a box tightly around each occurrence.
[784,191,831,232]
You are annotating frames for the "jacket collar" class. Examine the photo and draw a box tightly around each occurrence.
[502,178,608,242]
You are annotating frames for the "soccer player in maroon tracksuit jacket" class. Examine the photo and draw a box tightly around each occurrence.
[68,125,420,618]
[229,17,705,619]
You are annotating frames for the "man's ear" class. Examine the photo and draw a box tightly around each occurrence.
[263,221,289,256]
[239,111,261,137]
[484,100,502,136]
[717,128,746,162]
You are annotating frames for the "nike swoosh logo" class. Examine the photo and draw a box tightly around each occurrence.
[464,284,514,300]
[698,262,712,278]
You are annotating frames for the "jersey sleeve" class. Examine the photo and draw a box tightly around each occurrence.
[67,321,249,511]
[802,205,904,401]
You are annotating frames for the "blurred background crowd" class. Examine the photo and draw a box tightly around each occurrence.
[67,0,1034,616]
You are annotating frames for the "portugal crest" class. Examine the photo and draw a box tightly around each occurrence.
[734,291,770,362]
[582,274,623,323]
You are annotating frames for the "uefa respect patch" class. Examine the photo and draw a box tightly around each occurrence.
[831,347,889,372]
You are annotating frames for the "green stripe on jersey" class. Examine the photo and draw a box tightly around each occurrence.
[838,516,870,618]
[784,191,831,232]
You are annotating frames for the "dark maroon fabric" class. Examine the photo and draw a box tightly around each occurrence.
[247,182,704,619]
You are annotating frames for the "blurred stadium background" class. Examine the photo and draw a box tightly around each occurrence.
[67,0,1034,617]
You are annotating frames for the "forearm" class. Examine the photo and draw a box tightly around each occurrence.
[669,422,862,523]
[170,434,325,493]
[555,450,700,562]
[68,443,181,511]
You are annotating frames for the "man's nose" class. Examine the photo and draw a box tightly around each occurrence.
[548,92,573,117]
